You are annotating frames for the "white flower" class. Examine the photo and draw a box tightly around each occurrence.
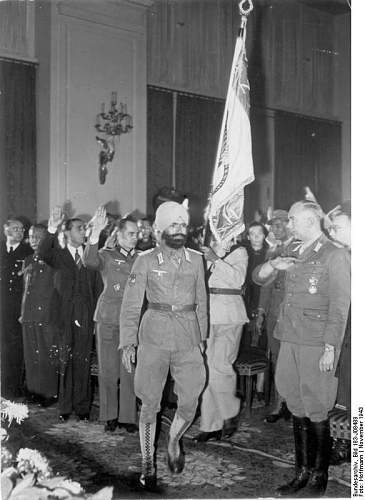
[57,479,84,495]
[1,398,29,425]
[1,445,13,468]
[16,448,52,479]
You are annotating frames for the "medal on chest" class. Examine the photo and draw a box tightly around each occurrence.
[308,276,319,294]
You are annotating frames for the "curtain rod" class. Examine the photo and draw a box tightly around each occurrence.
[147,84,225,104]
[0,55,38,67]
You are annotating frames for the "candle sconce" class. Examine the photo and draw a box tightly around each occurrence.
[95,92,133,184]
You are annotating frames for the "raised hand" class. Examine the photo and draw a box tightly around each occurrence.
[90,206,108,236]
[49,206,64,231]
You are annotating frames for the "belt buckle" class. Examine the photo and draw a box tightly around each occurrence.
[171,304,178,312]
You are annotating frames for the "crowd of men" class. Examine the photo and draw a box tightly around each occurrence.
[0,188,351,496]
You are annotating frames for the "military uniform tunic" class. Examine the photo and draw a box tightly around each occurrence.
[84,243,138,423]
[119,245,207,423]
[1,241,33,398]
[273,234,350,421]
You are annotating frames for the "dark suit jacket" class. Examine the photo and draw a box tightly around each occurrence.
[38,232,99,332]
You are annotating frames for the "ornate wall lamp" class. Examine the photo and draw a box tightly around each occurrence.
[95,91,133,184]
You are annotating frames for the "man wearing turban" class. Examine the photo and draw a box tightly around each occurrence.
[119,201,207,490]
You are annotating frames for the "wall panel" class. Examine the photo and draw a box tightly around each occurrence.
[36,1,150,220]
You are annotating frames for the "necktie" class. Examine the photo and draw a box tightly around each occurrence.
[75,249,82,269]
[9,246,14,253]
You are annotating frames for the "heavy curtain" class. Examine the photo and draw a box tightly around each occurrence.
[147,85,224,222]
[274,111,341,212]
[175,93,224,225]
[147,87,174,214]
[0,58,37,224]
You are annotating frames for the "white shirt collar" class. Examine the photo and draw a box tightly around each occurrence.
[67,244,84,259]
[6,242,20,253]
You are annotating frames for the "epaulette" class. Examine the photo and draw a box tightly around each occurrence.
[138,248,155,256]
[186,247,203,256]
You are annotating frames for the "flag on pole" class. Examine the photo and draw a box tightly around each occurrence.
[206,24,254,246]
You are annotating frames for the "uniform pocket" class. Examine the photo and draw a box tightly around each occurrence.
[303,308,328,321]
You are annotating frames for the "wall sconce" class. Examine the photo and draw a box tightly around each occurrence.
[95,91,133,184]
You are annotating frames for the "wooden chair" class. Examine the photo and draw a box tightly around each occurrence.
[235,346,271,417]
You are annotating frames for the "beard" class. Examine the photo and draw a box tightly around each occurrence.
[162,232,187,249]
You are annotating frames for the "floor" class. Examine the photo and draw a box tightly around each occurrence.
[5,394,351,499]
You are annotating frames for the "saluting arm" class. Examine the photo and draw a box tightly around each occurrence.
[37,231,60,268]
[84,242,105,271]
[38,206,64,268]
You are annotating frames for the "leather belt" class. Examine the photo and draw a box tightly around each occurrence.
[148,303,197,312]
[209,288,242,295]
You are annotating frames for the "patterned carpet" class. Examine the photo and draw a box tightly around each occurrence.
[5,396,351,499]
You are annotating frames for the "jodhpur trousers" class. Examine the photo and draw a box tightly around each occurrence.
[135,343,205,424]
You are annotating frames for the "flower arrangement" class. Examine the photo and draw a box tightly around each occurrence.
[1,397,113,499]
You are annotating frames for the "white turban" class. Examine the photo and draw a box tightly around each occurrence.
[154,201,189,233]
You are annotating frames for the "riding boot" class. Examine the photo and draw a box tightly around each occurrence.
[298,419,331,497]
[139,420,157,490]
[167,414,191,473]
[276,416,313,496]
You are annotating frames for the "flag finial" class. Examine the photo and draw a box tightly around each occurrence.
[239,0,253,17]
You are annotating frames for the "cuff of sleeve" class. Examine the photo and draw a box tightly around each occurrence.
[48,227,57,234]
[89,237,99,245]
[323,334,339,349]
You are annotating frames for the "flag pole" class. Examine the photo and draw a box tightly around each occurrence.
[203,0,253,246]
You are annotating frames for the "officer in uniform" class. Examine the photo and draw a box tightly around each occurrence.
[84,206,139,433]
[20,224,59,405]
[256,200,350,497]
[1,218,33,398]
[119,201,207,490]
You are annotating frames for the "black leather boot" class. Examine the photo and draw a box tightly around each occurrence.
[298,419,331,497]
[276,416,314,496]
[265,401,291,423]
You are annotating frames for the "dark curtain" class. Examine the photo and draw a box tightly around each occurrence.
[147,87,173,214]
[274,111,342,212]
[0,59,37,225]
[175,94,224,226]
